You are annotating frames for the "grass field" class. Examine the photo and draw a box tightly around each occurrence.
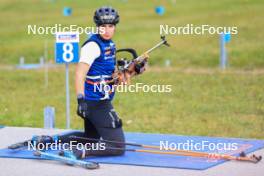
[0,0,264,139]
[0,66,263,139]
[0,0,264,67]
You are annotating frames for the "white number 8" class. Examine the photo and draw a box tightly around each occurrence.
[62,43,74,62]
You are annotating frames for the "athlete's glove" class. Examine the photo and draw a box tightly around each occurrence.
[77,94,88,119]
[135,60,147,74]
[132,53,149,75]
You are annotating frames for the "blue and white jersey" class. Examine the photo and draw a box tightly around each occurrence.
[80,34,116,101]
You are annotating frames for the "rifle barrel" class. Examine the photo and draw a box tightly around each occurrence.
[145,40,166,54]
[135,37,168,62]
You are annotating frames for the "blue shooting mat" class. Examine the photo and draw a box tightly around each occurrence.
[0,131,263,170]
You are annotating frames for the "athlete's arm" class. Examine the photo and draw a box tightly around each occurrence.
[75,63,90,96]
[75,41,101,96]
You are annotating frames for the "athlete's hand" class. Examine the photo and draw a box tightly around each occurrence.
[112,71,131,85]
[77,95,88,119]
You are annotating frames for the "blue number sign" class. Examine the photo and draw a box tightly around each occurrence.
[55,32,79,63]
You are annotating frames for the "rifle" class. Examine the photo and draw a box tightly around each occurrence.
[110,36,170,85]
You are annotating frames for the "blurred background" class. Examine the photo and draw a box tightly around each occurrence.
[0,0,263,138]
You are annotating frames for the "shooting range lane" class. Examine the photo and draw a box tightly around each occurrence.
[0,127,263,176]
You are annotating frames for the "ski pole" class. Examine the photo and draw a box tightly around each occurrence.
[34,151,99,169]
[70,136,262,163]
